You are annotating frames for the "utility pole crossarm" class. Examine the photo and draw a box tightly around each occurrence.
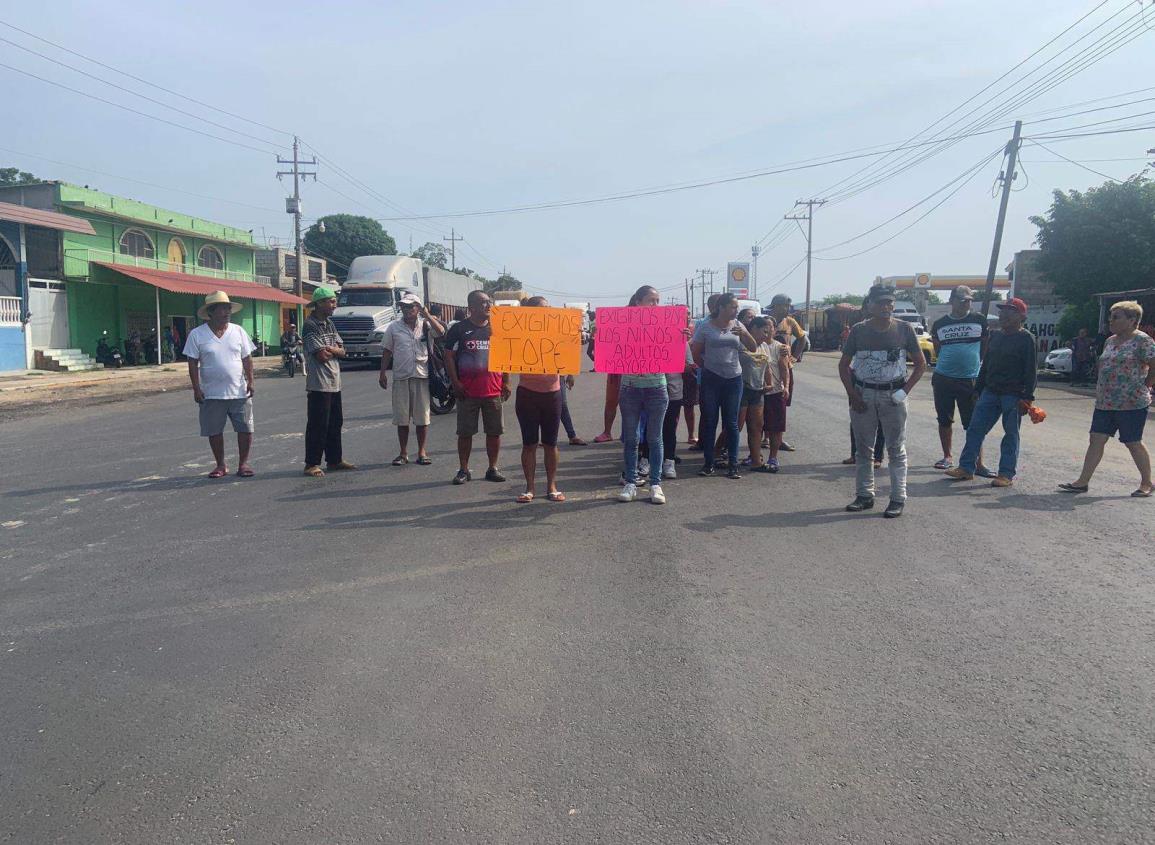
[276,136,318,309]
[784,199,826,326]
[443,228,464,273]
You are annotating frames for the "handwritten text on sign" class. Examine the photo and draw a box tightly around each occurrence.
[489,306,583,375]
[593,305,688,374]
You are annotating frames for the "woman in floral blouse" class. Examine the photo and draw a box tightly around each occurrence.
[1061,300,1155,497]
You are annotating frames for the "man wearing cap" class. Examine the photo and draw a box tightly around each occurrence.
[303,286,356,477]
[838,284,926,518]
[769,293,806,451]
[930,285,993,474]
[379,294,446,466]
[946,298,1036,488]
[183,291,257,478]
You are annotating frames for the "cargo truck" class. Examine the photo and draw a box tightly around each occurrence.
[331,255,474,365]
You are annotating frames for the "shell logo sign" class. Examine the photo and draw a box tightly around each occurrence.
[914,272,932,288]
[727,262,750,297]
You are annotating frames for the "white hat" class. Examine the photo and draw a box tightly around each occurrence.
[399,293,421,306]
[198,291,243,320]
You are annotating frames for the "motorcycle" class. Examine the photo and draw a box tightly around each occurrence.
[95,331,123,369]
[282,341,304,377]
[123,332,142,366]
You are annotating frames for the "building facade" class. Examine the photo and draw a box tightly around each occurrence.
[0,182,304,369]
[1007,249,1066,359]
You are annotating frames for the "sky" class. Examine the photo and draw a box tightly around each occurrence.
[3,0,1154,306]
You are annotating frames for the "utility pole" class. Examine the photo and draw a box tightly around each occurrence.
[751,244,761,302]
[785,198,826,328]
[685,277,691,313]
[697,268,713,315]
[277,136,317,324]
[443,228,463,272]
[981,121,1023,318]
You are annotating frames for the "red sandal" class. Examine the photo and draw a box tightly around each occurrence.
[207,466,228,479]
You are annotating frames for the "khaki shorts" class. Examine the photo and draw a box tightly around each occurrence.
[199,398,254,437]
[457,395,504,437]
[392,377,431,427]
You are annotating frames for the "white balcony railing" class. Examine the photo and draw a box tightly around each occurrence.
[0,296,21,325]
[64,247,271,286]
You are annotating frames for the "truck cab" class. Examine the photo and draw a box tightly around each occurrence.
[330,256,474,365]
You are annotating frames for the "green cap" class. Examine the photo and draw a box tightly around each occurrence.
[311,286,337,303]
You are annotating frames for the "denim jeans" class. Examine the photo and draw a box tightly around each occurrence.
[619,385,669,485]
[700,370,743,470]
[850,387,908,502]
[959,389,1022,479]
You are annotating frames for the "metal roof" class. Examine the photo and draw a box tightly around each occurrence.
[94,262,308,306]
[1093,288,1155,299]
[0,200,96,235]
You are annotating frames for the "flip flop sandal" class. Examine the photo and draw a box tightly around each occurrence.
[934,458,953,470]
[516,492,535,503]
[569,438,588,446]
[391,455,409,466]
[1131,488,1153,498]
[207,467,228,479]
[415,456,432,465]
[236,465,255,477]
[592,433,613,443]
[975,467,999,479]
[547,491,567,502]
[1058,483,1089,493]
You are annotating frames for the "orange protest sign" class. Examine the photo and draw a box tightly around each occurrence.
[489,305,584,375]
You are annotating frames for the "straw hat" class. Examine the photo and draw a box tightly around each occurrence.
[198,291,243,320]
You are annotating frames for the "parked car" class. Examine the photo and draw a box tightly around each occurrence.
[1043,347,1073,378]
[913,324,937,366]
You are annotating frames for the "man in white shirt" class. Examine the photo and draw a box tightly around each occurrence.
[379,294,445,465]
[183,291,256,478]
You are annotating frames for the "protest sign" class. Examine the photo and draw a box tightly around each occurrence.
[489,305,584,375]
[593,305,688,374]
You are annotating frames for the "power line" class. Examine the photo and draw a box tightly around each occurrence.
[1026,139,1123,182]
[0,35,285,150]
[0,18,293,138]
[0,60,276,155]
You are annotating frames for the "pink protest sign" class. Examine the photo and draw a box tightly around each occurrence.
[593,305,688,374]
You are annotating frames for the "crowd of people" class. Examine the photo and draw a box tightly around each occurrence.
[180,280,1155,513]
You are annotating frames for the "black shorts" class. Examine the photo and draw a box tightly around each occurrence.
[932,372,977,428]
[515,387,562,446]
[1091,407,1148,444]
[740,387,765,408]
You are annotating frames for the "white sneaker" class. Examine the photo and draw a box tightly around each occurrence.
[662,459,676,479]
[617,483,638,502]
[638,458,650,477]
[650,484,666,504]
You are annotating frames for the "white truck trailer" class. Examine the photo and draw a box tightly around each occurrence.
[331,255,474,365]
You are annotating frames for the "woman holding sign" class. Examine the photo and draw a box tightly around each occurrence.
[616,285,673,504]
[692,292,758,479]
[513,296,567,503]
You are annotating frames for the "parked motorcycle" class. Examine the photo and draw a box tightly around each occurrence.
[123,331,142,366]
[95,331,123,369]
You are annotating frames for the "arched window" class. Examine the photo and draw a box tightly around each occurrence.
[167,238,187,270]
[119,228,155,259]
[198,245,224,271]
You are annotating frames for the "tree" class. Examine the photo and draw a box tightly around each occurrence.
[972,289,1004,302]
[484,273,522,295]
[303,214,396,281]
[819,293,865,306]
[411,241,448,268]
[926,292,944,305]
[1030,176,1155,307]
[0,167,41,186]
[452,266,477,278]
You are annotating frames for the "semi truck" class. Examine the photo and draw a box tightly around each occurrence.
[330,255,474,365]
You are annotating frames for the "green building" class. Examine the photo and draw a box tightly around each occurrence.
[0,181,304,367]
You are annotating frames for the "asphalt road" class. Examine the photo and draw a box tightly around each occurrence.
[2,355,1152,844]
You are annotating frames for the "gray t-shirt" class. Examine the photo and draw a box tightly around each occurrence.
[692,319,744,379]
[843,319,921,384]
[303,315,342,393]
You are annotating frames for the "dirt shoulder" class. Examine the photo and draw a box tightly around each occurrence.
[0,358,288,423]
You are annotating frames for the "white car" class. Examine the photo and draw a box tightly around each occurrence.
[1043,347,1073,377]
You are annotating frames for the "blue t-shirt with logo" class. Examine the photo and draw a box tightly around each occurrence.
[931,313,988,379]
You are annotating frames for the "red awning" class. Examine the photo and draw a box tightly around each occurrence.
[95,262,308,306]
